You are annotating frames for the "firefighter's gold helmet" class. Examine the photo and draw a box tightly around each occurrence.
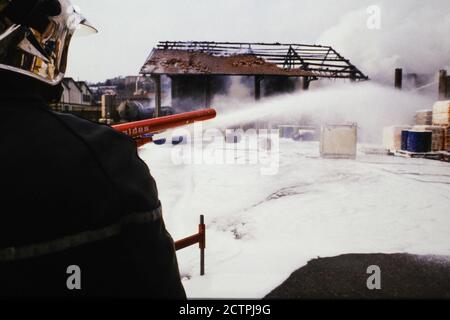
[0,0,97,85]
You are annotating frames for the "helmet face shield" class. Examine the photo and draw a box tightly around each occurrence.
[0,0,97,85]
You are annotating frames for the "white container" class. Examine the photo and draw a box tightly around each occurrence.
[383,125,412,152]
[320,124,357,159]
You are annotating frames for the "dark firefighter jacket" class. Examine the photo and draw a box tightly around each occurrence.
[0,94,186,299]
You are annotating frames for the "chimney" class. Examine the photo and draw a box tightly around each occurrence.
[395,68,403,90]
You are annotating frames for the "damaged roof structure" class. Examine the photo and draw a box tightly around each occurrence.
[141,41,368,80]
[140,41,369,115]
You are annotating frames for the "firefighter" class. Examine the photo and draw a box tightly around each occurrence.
[0,0,186,299]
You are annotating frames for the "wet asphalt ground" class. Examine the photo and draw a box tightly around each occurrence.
[265,253,450,299]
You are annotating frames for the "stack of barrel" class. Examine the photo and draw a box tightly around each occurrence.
[400,129,432,153]
[398,110,433,153]
[411,126,445,151]
[383,101,450,154]
[432,101,450,151]
[399,101,450,153]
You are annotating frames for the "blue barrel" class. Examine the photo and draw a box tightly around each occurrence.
[153,138,167,145]
[407,131,432,153]
[281,127,295,138]
[401,130,410,151]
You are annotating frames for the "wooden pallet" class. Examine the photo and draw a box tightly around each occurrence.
[438,151,450,163]
[394,150,442,160]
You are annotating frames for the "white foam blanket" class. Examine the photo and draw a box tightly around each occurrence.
[139,139,450,298]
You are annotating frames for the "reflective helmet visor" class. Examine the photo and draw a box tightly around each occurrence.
[0,0,97,85]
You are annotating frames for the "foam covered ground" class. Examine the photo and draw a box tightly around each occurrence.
[139,139,450,298]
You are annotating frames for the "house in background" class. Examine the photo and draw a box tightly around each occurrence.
[55,78,101,121]
[60,78,93,107]
[54,76,159,124]
[77,81,93,105]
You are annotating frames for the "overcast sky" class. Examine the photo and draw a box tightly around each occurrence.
[65,0,450,83]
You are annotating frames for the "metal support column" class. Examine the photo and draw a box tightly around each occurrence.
[395,68,403,90]
[255,76,262,101]
[254,76,263,130]
[205,76,212,108]
[303,77,310,90]
[350,70,357,82]
[152,75,162,118]
[439,70,448,100]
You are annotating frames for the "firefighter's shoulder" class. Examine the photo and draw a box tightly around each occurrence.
[47,110,160,210]
[50,111,134,149]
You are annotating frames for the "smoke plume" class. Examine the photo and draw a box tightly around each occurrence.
[318,0,450,83]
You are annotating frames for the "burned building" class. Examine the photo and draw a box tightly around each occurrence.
[140,41,368,115]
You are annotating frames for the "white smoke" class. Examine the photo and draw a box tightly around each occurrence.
[212,77,254,113]
[317,0,450,83]
[207,82,433,143]
[195,1,448,145]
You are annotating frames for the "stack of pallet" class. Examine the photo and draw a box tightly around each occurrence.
[445,127,450,151]
[432,101,450,151]
[415,110,433,125]
[432,101,450,125]
[412,125,445,151]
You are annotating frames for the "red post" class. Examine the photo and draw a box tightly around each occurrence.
[174,215,206,276]
[199,215,206,276]
[174,234,201,251]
